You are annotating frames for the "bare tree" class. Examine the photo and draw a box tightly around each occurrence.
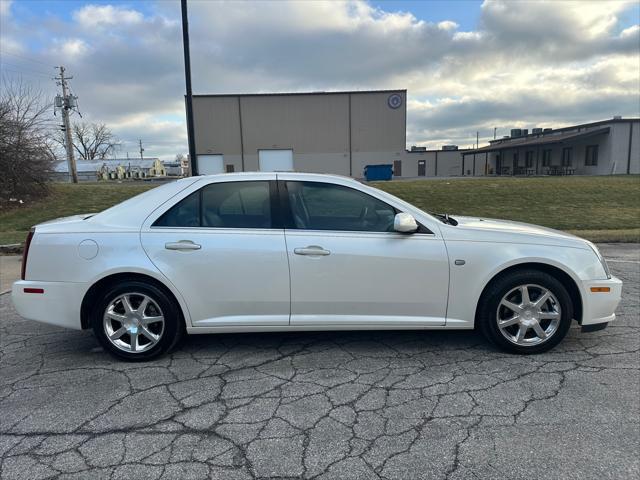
[59,121,120,160]
[0,78,55,203]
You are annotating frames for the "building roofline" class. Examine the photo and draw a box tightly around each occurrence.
[489,117,639,145]
[464,127,611,154]
[192,89,407,99]
[406,148,471,153]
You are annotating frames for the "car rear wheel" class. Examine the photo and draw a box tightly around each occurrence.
[91,281,183,361]
[477,270,573,354]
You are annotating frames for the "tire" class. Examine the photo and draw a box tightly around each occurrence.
[477,269,573,354]
[91,280,183,361]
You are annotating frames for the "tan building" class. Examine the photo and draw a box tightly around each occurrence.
[192,90,408,178]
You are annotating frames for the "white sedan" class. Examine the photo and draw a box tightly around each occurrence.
[12,173,622,361]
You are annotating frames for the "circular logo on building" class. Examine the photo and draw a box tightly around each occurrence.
[387,93,403,109]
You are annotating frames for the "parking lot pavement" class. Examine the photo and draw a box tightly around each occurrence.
[0,247,638,480]
[0,256,21,295]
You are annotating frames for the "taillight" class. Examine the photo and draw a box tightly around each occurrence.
[21,228,35,280]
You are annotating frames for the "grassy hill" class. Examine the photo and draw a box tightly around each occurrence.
[1,175,638,245]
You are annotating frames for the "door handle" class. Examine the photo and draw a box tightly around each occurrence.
[165,240,201,251]
[294,245,330,256]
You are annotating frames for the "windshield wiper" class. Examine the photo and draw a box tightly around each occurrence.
[432,213,458,226]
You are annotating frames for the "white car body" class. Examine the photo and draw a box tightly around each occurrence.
[12,172,622,339]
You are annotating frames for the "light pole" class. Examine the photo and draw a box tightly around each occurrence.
[181,0,198,175]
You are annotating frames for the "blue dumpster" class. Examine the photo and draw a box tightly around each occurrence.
[364,164,393,181]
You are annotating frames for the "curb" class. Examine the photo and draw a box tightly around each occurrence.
[0,244,22,255]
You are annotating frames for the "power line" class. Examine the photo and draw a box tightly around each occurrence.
[0,64,53,78]
[1,51,55,68]
[0,60,52,75]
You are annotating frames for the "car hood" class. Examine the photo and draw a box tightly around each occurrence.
[440,215,587,247]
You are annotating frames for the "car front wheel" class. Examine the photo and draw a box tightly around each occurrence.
[91,280,183,361]
[477,270,573,354]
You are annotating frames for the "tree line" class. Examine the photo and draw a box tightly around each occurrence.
[0,79,121,203]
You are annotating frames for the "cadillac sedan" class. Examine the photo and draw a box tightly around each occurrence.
[12,173,622,361]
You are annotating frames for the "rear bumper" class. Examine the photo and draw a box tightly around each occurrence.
[580,276,623,326]
[11,280,86,330]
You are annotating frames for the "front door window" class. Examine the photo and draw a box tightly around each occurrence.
[284,181,396,232]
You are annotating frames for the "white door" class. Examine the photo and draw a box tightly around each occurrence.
[141,178,290,327]
[259,149,293,172]
[282,180,449,326]
[197,155,224,175]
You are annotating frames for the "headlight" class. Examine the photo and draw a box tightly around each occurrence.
[587,242,611,279]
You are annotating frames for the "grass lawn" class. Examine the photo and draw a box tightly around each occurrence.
[1,175,638,245]
[0,182,155,245]
[373,175,640,242]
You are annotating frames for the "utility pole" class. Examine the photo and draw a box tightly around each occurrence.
[493,127,497,140]
[139,139,144,160]
[55,66,78,183]
[181,0,198,175]
[476,131,479,149]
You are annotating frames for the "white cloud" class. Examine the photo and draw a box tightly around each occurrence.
[620,24,640,38]
[73,4,143,28]
[56,38,90,58]
[438,20,458,31]
[0,0,12,17]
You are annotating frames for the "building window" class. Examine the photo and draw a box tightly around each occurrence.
[226,164,235,173]
[525,151,534,168]
[585,145,598,166]
[562,147,573,166]
[542,149,552,166]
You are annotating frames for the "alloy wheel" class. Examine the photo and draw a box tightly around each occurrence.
[496,284,562,347]
[103,293,165,353]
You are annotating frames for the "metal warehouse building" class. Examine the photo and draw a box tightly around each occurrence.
[192,90,411,178]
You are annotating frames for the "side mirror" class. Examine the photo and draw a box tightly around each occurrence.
[394,212,418,233]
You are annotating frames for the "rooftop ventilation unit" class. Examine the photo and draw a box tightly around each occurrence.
[510,129,522,138]
[442,145,458,151]
[613,115,622,120]
[532,128,543,134]
[522,129,529,136]
[543,128,553,133]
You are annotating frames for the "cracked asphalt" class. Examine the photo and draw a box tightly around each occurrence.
[1,244,638,479]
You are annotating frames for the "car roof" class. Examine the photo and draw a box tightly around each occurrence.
[196,171,356,182]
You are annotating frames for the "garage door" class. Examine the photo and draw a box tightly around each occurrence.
[259,149,293,172]
[197,155,224,175]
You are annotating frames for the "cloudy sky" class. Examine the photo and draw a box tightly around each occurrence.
[1,0,639,160]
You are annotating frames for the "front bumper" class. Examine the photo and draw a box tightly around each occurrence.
[11,280,86,330]
[580,275,623,327]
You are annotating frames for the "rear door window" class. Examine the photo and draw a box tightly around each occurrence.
[153,181,272,228]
